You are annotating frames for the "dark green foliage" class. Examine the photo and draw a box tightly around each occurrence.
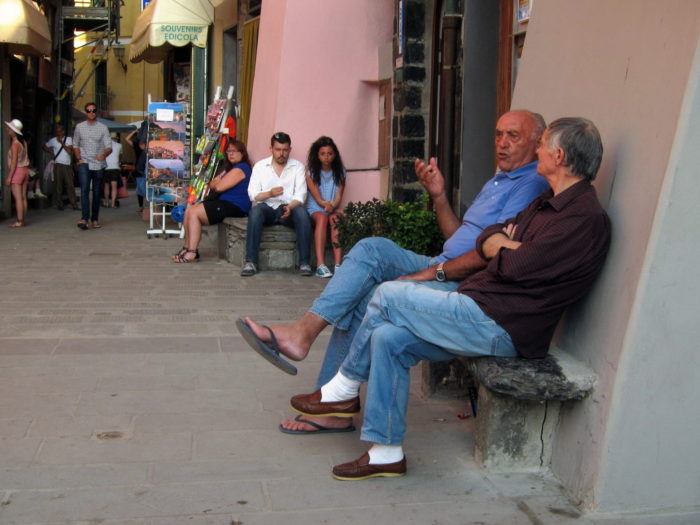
[335,194,444,256]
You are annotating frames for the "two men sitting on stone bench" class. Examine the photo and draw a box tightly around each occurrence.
[237,116,611,480]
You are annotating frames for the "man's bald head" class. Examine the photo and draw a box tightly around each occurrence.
[494,110,545,172]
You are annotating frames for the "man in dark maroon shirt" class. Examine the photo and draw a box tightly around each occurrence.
[289,117,612,481]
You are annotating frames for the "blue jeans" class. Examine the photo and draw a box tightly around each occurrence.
[245,203,312,265]
[338,280,517,446]
[78,164,103,222]
[309,237,434,388]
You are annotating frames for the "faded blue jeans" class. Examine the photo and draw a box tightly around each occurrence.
[309,237,439,389]
[339,280,517,446]
[245,202,312,266]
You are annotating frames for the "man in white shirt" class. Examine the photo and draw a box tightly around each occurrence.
[242,132,312,276]
[43,124,77,210]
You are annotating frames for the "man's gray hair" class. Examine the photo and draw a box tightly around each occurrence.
[529,112,546,140]
[545,117,603,181]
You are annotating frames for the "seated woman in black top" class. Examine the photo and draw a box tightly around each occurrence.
[173,140,252,263]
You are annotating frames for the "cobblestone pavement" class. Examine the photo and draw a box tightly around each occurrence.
[0,198,696,524]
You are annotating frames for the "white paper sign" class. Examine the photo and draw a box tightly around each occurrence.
[156,108,175,122]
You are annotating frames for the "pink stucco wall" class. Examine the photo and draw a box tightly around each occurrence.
[247,0,393,204]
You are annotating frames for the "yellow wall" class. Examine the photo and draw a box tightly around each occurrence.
[73,1,164,124]
[210,0,238,98]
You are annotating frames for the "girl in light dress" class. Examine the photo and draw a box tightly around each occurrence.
[305,136,346,278]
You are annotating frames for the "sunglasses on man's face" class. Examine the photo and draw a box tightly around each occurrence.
[85,109,97,114]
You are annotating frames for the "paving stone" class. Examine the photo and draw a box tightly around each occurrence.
[0,437,42,465]
[26,414,134,438]
[0,419,32,438]
[0,339,58,355]
[0,480,264,523]
[34,432,192,464]
[0,463,149,490]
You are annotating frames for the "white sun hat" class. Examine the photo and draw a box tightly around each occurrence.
[4,119,23,135]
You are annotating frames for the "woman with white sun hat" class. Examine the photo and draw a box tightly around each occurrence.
[4,119,30,227]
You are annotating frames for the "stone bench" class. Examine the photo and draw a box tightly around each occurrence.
[462,347,597,472]
[218,217,299,270]
[218,216,336,270]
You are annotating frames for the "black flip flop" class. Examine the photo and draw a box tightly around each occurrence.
[235,317,298,375]
[279,414,355,435]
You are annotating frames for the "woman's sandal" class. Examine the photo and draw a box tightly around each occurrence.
[9,221,24,228]
[172,246,187,260]
[172,249,200,263]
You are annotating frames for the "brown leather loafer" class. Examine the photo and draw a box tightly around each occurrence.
[332,452,407,481]
[290,389,360,417]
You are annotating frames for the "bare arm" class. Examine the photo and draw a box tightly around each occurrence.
[254,186,283,201]
[305,173,325,207]
[397,249,488,282]
[125,129,137,147]
[414,157,461,239]
[5,142,19,186]
[329,182,345,212]
[209,167,245,193]
[96,147,112,162]
[481,223,521,259]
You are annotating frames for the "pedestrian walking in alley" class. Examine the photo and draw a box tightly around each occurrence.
[43,124,78,210]
[4,119,30,227]
[73,102,112,230]
[126,121,148,212]
[103,133,122,208]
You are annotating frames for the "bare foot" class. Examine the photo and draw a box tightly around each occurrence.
[243,315,325,361]
[280,414,354,432]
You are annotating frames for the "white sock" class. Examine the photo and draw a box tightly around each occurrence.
[320,372,360,402]
[368,444,404,464]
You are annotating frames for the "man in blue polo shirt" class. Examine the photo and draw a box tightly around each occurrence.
[237,109,549,433]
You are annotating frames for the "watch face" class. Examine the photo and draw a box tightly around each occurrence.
[436,269,446,282]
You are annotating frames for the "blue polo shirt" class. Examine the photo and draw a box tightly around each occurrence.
[435,161,548,263]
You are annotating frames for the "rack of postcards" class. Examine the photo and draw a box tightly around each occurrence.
[144,101,191,238]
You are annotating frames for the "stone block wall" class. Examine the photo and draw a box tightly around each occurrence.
[391,0,434,202]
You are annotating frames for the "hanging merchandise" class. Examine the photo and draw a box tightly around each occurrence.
[170,86,236,223]
[144,101,190,238]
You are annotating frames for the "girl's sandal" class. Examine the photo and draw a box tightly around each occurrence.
[172,249,199,263]
[9,221,24,228]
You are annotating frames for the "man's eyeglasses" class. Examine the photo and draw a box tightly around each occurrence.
[85,109,97,114]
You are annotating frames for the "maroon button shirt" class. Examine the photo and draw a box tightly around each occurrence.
[458,180,611,358]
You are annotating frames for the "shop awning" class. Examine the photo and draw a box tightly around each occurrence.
[129,0,214,64]
[0,0,51,56]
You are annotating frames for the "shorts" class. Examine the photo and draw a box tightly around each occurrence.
[203,199,247,224]
[9,166,29,185]
[103,169,121,184]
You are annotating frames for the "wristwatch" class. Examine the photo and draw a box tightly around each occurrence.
[435,262,447,282]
